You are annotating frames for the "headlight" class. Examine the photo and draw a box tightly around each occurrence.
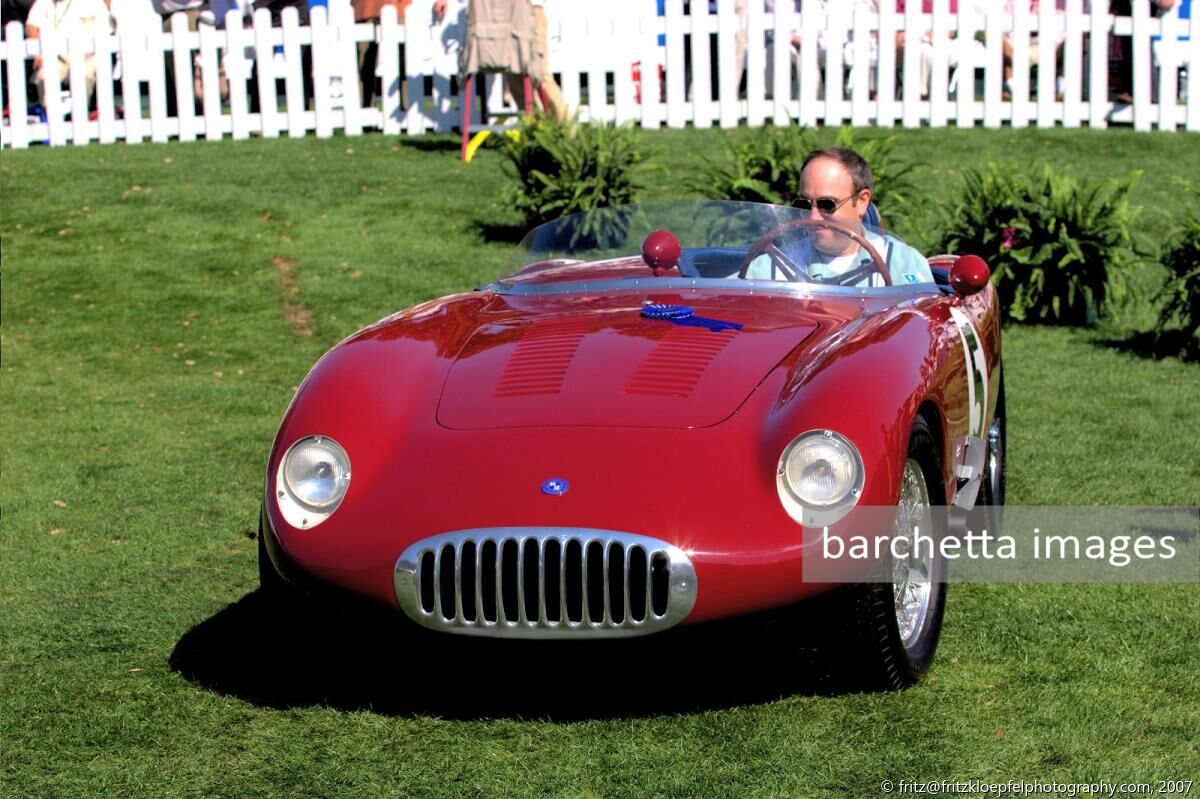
[777,430,864,526]
[275,436,351,529]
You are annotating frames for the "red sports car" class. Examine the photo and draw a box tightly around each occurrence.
[259,201,1003,690]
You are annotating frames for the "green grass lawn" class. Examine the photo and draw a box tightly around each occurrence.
[2,129,1198,799]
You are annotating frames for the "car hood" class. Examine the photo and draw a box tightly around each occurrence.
[436,295,820,430]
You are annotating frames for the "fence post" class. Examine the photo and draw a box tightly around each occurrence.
[743,0,766,126]
[982,5,1003,128]
[279,7,307,138]
[794,3,818,126]
[226,11,252,139]
[95,29,118,144]
[1061,0,1085,128]
[928,0,953,129]
[253,7,280,137]
[196,23,223,140]
[4,22,31,149]
[877,1,900,127]
[37,25,71,144]
[823,4,849,127]
[1009,1,1033,128]
[170,14,198,142]
[1035,0,1057,127]
[377,4,399,134]
[714,0,739,129]
[689,0,712,128]
[637,3,664,130]
[954,2,976,127]
[664,0,686,128]
[900,0,923,127]
[1087,1,1109,128]
[1132,0,1153,130]
[66,32,91,143]
[849,3,872,127]
[1187,12,1199,132]
[147,21,172,143]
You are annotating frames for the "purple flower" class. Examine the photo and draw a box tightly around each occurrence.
[1000,226,1017,250]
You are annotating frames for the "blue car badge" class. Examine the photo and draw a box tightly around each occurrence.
[541,478,569,496]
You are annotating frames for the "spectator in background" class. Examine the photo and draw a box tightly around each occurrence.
[507,0,566,119]
[250,0,313,110]
[437,0,566,119]
[25,0,114,107]
[894,0,961,96]
[1110,0,1176,102]
[1000,0,1068,95]
[353,0,410,107]
[153,0,206,115]
[3,0,38,105]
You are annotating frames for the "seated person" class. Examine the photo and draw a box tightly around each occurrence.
[744,146,933,286]
[25,0,113,108]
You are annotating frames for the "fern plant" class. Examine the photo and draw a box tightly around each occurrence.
[691,124,815,205]
[691,125,922,228]
[494,114,653,231]
[938,163,1143,326]
[1154,180,1200,358]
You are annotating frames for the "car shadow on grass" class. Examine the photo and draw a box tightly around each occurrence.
[169,590,849,720]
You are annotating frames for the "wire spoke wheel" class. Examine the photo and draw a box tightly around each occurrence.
[892,458,935,652]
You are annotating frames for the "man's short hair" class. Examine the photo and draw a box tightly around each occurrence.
[801,147,874,195]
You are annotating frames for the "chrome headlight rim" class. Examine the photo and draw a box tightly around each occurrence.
[274,435,351,529]
[776,429,865,527]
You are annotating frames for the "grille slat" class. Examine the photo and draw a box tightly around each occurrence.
[495,538,506,625]
[395,529,697,639]
[537,540,548,624]
[580,541,591,625]
[622,545,633,625]
[432,545,444,621]
[602,543,611,625]
[453,544,463,623]
[475,540,485,625]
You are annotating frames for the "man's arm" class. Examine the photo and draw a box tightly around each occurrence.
[24,0,48,72]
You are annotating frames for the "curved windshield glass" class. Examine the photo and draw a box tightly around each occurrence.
[498,201,935,292]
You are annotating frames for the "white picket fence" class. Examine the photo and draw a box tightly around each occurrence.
[1,0,1196,149]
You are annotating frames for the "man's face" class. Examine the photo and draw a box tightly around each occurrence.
[798,156,870,256]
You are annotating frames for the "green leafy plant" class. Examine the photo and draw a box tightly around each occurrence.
[1154,180,1200,358]
[937,163,1143,326]
[692,125,922,227]
[691,124,815,205]
[493,114,653,231]
[824,127,924,225]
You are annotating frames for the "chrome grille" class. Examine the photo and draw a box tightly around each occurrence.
[394,529,697,638]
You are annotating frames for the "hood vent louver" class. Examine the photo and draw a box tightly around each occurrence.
[494,318,589,399]
[623,326,736,399]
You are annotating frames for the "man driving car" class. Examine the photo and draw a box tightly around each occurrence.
[745,146,934,287]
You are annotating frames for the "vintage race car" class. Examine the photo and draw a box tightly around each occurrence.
[259,200,1004,690]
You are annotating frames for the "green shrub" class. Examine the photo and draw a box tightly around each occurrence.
[937,163,1143,326]
[1154,181,1200,358]
[493,114,653,230]
[691,124,814,205]
[826,127,922,225]
[691,125,922,227]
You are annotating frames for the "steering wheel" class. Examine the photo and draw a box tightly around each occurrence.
[737,217,891,286]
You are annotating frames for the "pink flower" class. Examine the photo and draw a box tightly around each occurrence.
[1000,226,1017,250]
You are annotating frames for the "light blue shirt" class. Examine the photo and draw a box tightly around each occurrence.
[745,229,934,287]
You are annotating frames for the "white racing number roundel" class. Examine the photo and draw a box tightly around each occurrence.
[949,307,989,439]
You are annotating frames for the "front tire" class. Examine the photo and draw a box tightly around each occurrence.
[841,416,948,690]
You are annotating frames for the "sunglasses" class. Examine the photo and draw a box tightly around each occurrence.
[796,194,857,213]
